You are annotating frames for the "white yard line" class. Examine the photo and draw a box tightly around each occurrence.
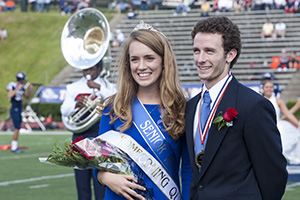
[0,173,74,186]
[0,153,51,160]
[29,184,50,189]
[0,131,72,135]
[286,182,300,190]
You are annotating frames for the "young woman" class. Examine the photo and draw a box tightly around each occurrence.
[94,21,191,200]
[262,80,300,164]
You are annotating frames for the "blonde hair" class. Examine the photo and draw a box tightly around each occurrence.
[103,29,186,140]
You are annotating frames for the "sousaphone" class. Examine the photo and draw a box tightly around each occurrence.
[61,8,110,133]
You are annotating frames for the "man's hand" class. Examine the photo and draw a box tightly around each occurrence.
[87,80,101,90]
[75,96,87,108]
[24,83,33,98]
[16,82,24,90]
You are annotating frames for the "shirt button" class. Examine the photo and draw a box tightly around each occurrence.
[198,185,203,190]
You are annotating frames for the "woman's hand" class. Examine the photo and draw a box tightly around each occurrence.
[97,171,146,200]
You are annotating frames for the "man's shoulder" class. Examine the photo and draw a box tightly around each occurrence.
[6,82,16,90]
[186,92,201,107]
[236,81,267,103]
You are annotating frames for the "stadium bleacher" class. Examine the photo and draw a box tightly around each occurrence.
[55,9,300,102]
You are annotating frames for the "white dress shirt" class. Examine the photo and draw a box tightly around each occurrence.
[193,73,233,143]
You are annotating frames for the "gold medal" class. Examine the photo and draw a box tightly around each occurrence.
[195,151,204,168]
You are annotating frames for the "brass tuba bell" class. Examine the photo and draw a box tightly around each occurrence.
[61,8,110,133]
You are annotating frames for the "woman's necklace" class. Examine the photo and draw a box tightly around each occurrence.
[148,105,159,114]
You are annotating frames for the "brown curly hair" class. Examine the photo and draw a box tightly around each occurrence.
[191,16,242,68]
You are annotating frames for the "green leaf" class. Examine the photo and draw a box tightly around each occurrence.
[213,116,223,123]
[217,121,227,131]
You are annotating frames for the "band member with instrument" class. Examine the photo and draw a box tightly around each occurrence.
[185,16,287,200]
[95,21,191,200]
[60,8,116,200]
[60,60,116,200]
[7,71,33,153]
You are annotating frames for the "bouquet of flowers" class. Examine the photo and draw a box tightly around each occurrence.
[39,136,154,199]
[40,136,133,174]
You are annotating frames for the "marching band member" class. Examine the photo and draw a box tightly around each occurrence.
[95,21,192,200]
[60,60,116,200]
[7,72,33,154]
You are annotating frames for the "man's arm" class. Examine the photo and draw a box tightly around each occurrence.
[244,98,288,200]
[87,80,101,90]
[60,85,77,117]
[7,83,23,99]
[23,83,33,99]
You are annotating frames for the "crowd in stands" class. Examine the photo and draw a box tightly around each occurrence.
[114,0,150,15]
[59,0,89,15]
[260,18,287,40]
[1,0,299,14]
[0,0,90,13]
[173,0,189,15]
[157,0,299,16]
[156,0,300,16]
[200,0,300,14]
[277,49,299,71]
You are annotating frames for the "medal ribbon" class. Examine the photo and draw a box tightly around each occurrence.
[198,72,232,145]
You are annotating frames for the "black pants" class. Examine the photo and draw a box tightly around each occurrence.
[74,169,105,200]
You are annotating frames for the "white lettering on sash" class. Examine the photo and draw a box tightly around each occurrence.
[140,120,169,156]
[108,132,181,200]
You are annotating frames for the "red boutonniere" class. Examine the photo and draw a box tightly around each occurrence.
[213,108,238,131]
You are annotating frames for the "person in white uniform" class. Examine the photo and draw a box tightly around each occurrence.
[60,60,116,200]
[262,80,300,164]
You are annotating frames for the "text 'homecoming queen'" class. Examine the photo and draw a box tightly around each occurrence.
[100,131,182,200]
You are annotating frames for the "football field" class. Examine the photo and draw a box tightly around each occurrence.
[0,131,300,200]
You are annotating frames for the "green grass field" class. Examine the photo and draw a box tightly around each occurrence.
[0,131,300,200]
[0,132,78,200]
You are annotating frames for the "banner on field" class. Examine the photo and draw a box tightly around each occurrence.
[36,83,261,103]
[38,86,67,103]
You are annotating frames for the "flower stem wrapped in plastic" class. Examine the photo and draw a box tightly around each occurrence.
[40,135,155,199]
[42,136,133,175]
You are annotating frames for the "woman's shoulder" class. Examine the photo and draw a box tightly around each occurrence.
[276,97,285,106]
[102,104,113,114]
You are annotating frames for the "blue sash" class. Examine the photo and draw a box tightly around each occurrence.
[132,97,178,180]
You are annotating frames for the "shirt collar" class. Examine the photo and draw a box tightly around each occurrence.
[202,73,232,107]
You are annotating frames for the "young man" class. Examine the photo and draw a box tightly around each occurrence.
[185,16,288,200]
[60,60,116,200]
[7,72,33,153]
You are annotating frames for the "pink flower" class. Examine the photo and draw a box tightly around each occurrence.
[83,140,96,159]
[97,141,113,159]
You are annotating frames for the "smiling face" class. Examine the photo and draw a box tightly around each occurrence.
[129,40,163,92]
[193,32,237,89]
[262,81,274,98]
